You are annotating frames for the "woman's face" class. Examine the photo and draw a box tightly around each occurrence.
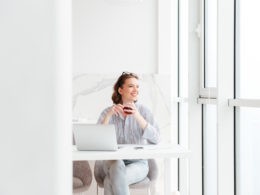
[118,77,139,103]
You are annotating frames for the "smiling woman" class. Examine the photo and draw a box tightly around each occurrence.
[112,72,139,105]
[99,72,160,144]
[94,72,160,195]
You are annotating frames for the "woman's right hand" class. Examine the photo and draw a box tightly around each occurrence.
[102,104,124,124]
[107,104,124,117]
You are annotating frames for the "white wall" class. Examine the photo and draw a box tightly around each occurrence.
[73,0,157,74]
[0,0,72,194]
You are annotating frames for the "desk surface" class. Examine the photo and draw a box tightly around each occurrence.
[73,144,191,160]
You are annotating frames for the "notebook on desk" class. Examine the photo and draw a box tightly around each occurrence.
[73,124,118,151]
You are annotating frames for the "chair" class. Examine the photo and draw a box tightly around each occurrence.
[94,159,158,195]
[73,133,93,194]
[73,160,93,194]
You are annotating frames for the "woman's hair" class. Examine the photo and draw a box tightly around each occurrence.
[112,72,139,104]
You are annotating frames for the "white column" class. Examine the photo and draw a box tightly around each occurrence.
[217,0,235,194]
[187,0,202,195]
[0,0,72,194]
[157,0,173,74]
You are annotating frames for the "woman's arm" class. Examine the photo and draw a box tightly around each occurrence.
[97,104,124,124]
[128,103,160,144]
[133,112,148,129]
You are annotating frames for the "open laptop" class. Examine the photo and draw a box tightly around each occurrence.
[73,124,118,151]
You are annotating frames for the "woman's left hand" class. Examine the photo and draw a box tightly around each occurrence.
[123,103,148,129]
[123,103,139,116]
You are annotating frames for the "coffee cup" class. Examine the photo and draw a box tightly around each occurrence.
[123,106,133,114]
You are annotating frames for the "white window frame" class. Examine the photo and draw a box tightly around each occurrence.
[198,1,235,195]
[231,1,260,194]
[216,1,235,195]
[199,0,217,99]
[192,1,260,195]
[228,99,260,108]
[187,0,203,195]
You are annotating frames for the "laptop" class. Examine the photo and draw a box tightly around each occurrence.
[73,124,118,151]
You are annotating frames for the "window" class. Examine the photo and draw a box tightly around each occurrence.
[200,0,218,98]
[236,1,260,195]
[203,105,217,195]
[237,0,260,99]
[201,1,218,194]
[204,0,217,88]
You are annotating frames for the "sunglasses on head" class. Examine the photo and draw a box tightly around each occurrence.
[121,72,137,77]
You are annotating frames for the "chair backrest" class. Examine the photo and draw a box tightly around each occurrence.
[147,159,158,182]
[73,133,75,145]
[94,160,106,187]
[73,161,93,193]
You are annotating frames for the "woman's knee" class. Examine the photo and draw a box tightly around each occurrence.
[110,160,125,171]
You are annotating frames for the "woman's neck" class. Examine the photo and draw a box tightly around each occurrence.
[122,101,134,105]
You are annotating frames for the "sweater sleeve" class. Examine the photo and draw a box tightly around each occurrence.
[96,107,111,124]
[140,106,160,144]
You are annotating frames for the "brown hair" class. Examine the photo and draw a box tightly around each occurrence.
[112,72,139,104]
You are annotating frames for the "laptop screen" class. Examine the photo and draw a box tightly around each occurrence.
[73,124,118,151]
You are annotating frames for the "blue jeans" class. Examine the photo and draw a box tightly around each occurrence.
[102,159,149,195]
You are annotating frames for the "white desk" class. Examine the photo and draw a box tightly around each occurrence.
[73,144,190,195]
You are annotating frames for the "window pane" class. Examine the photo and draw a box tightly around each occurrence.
[236,108,260,195]
[179,103,188,147]
[238,1,260,98]
[236,2,260,194]
[203,105,217,195]
[178,1,189,194]
[179,0,188,145]
[204,0,217,87]
[179,0,188,97]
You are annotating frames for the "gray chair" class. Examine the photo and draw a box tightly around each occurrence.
[73,161,93,194]
[94,159,158,195]
[73,135,92,194]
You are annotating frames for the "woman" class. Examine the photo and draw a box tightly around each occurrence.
[96,72,160,195]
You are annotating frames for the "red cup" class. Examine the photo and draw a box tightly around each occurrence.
[123,106,133,114]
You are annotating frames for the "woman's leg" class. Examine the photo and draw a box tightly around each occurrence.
[103,160,129,195]
[102,160,149,195]
[125,160,149,185]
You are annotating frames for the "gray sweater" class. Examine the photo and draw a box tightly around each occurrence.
[97,103,160,145]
